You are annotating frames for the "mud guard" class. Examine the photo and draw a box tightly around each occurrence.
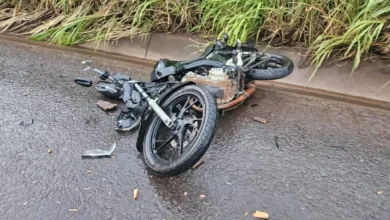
[136,82,195,152]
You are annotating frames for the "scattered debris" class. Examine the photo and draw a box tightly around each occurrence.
[275,136,281,150]
[68,209,78,212]
[96,100,117,111]
[74,78,92,87]
[254,117,267,124]
[82,60,92,65]
[251,103,259,108]
[134,188,139,200]
[23,202,27,206]
[225,180,232,185]
[244,212,248,216]
[82,142,116,158]
[47,149,52,154]
[19,119,34,127]
[377,191,383,195]
[253,211,269,219]
[192,157,205,169]
[87,170,92,174]
[83,188,90,191]
[200,194,206,198]
[184,192,188,196]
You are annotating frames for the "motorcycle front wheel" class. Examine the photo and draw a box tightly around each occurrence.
[143,85,218,176]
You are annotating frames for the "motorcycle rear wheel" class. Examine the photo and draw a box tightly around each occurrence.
[143,85,218,176]
[245,54,294,80]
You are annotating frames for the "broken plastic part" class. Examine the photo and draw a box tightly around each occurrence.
[81,142,116,158]
[82,60,92,65]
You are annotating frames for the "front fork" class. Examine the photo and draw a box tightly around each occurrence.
[133,83,173,128]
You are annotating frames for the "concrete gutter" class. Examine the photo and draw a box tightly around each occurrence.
[2,33,390,110]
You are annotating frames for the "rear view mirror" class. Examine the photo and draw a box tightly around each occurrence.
[223,33,229,43]
[236,39,242,49]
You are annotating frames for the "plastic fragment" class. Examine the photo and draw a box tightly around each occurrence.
[254,117,267,124]
[96,100,117,111]
[134,188,139,200]
[82,142,116,158]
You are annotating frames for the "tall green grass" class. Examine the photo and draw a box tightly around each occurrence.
[0,0,389,74]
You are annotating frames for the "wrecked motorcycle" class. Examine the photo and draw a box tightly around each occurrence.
[76,65,219,176]
[75,34,294,176]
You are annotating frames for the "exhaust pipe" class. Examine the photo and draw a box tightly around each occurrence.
[192,82,256,111]
[217,82,255,110]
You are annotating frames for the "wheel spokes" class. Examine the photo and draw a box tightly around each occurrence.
[155,133,176,152]
[192,118,202,123]
[169,146,179,161]
[176,125,185,156]
[189,123,199,134]
[178,96,191,118]
[184,99,200,112]
[152,94,205,162]
[178,97,201,119]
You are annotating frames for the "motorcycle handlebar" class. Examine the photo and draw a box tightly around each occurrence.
[215,50,236,55]
[93,68,104,75]
[215,50,258,56]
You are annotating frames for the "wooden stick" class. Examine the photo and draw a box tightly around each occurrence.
[253,211,269,219]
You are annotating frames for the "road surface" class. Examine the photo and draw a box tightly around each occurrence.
[0,39,389,220]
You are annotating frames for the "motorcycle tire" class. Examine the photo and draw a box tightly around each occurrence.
[143,85,218,176]
[245,54,294,80]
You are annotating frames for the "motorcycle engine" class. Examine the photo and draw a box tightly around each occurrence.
[181,68,239,104]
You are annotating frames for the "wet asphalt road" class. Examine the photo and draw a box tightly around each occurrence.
[1,39,390,220]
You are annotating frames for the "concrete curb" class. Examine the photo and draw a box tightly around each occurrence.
[2,33,389,111]
[255,81,390,111]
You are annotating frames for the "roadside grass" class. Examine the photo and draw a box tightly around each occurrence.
[0,0,389,75]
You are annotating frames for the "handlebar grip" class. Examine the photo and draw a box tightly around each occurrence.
[93,69,104,75]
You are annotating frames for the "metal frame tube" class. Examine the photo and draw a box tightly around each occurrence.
[133,83,173,128]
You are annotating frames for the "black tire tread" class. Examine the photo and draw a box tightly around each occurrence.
[245,54,294,80]
[143,85,218,176]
